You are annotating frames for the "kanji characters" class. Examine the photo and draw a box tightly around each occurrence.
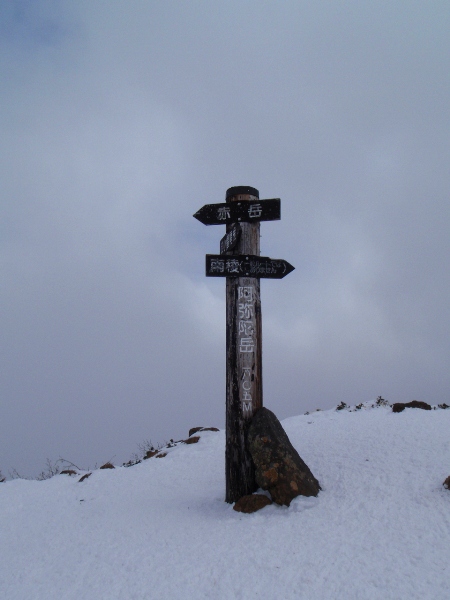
[216,206,230,221]
[239,320,254,336]
[248,203,262,218]
[238,286,253,302]
[225,259,240,274]
[210,259,225,273]
[239,337,254,352]
[238,303,253,320]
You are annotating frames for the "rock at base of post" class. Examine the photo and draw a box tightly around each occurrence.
[248,407,321,506]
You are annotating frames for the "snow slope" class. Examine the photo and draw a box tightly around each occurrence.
[1,404,449,600]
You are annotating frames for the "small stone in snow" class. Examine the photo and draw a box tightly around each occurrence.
[233,494,272,513]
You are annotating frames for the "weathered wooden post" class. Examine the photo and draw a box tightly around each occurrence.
[224,186,262,501]
[194,186,293,503]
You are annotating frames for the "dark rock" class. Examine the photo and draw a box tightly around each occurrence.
[189,427,203,437]
[100,462,115,469]
[233,494,272,513]
[443,476,450,490]
[189,426,220,437]
[144,450,158,459]
[392,401,432,413]
[60,469,77,476]
[438,403,449,410]
[78,472,92,482]
[248,407,321,506]
[155,452,167,458]
[183,436,200,445]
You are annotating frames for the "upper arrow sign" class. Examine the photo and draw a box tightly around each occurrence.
[194,199,280,225]
[206,254,295,279]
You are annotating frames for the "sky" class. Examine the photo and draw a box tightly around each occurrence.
[1,0,450,477]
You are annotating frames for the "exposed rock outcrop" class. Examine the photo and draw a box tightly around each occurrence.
[392,401,432,413]
[248,407,321,506]
[188,427,220,437]
[183,436,200,445]
[144,450,158,459]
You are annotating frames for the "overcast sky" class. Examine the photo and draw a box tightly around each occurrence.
[1,0,450,477]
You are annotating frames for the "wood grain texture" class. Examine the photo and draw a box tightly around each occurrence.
[225,192,263,503]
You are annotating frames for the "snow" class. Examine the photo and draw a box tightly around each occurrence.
[1,403,449,599]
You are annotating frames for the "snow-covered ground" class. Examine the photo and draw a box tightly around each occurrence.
[1,403,449,599]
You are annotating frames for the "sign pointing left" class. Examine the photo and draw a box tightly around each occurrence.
[194,198,280,225]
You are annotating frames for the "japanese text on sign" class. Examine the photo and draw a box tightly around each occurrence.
[194,199,280,225]
[206,255,294,279]
[238,286,256,414]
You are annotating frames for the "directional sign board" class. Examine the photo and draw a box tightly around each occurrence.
[206,254,295,279]
[220,223,241,254]
[194,199,280,226]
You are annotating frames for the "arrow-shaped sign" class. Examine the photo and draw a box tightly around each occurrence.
[194,199,280,225]
[206,254,295,279]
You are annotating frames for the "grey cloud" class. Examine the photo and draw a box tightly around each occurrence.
[1,1,450,477]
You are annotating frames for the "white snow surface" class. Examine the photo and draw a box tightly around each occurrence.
[1,404,449,600]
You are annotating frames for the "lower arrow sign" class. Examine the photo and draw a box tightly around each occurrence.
[206,255,295,279]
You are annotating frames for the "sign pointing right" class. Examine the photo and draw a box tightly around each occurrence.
[206,254,295,279]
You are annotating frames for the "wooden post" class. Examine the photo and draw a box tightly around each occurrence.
[193,187,290,504]
[225,186,263,503]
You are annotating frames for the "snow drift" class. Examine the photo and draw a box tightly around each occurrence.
[1,402,449,599]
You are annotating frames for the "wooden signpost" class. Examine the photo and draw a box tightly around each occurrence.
[194,186,294,503]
